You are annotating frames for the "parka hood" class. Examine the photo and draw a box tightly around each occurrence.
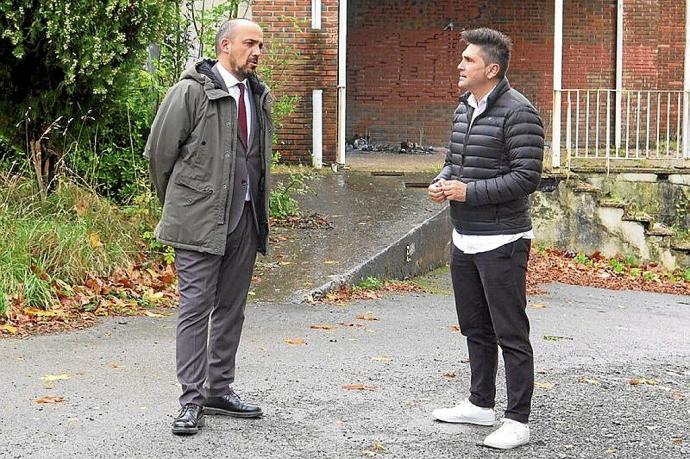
[180,58,270,98]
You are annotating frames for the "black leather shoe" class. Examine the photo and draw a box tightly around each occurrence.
[172,403,205,435]
[205,390,263,418]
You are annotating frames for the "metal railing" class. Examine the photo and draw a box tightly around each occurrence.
[559,89,687,162]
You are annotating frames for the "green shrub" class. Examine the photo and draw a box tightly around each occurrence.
[356,277,385,291]
[0,175,157,310]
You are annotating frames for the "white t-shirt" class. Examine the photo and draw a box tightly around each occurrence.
[452,85,534,254]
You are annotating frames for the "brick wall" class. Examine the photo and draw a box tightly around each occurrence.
[253,0,339,164]
[253,0,686,161]
[349,0,615,146]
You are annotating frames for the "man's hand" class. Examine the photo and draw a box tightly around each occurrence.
[440,180,467,202]
[428,180,446,203]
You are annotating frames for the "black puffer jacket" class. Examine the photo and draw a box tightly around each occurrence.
[436,78,544,235]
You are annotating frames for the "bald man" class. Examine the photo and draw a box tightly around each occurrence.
[145,19,273,435]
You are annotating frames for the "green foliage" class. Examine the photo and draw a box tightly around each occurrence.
[573,253,593,266]
[0,1,175,153]
[609,258,625,274]
[269,170,313,219]
[684,269,690,282]
[356,277,385,291]
[0,175,158,310]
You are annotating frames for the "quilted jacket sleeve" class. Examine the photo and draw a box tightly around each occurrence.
[465,107,544,206]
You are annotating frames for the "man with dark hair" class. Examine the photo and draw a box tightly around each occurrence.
[428,27,544,450]
[145,18,272,435]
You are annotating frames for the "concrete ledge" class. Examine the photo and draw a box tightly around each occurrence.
[305,207,450,302]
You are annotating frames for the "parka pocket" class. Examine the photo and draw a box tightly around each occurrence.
[174,175,213,207]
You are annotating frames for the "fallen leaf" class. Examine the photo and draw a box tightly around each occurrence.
[143,291,164,304]
[342,383,376,391]
[672,438,685,446]
[89,232,103,248]
[356,313,379,321]
[0,324,17,334]
[535,381,555,390]
[543,335,573,341]
[338,322,363,328]
[670,390,685,401]
[578,377,601,385]
[41,374,70,382]
[529,303,547,309]
[324,260,338,265]
[628,378,659,386]
[450,324,461,332]
[443,372,456,379]
[107,363,125,369]
[35,395,65,404]
[370,356,393,362]
[24,308,61,317]
[606,448,617,454]
[367,441,387,453]
[310,323,336,330]
[143,311,166,318]
[285,337,306,345]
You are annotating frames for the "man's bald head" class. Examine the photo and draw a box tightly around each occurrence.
[215,19,261,55]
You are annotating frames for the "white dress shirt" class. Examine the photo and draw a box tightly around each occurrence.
[217,63,252,201]
[452,84,534,254]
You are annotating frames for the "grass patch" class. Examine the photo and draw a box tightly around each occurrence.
[408,265,453,296]
[0,175,159,312]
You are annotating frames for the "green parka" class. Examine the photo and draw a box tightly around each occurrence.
[144,59,273,255]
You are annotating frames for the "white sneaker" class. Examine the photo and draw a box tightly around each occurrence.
[483,419,530,449]
[432,398,496,426]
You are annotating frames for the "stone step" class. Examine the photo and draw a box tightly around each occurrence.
[598,198,627,209]
[622,212,653,229]
[645,223,675,237]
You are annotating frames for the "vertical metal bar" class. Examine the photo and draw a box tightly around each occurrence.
[677,92,681,158]
[646,92,651,156]
[311,0,322,29]
[635,91,641,158]
[615,0,624,150]
[664,92,671,157]
[575,89,580,158]
[551,0,564,168]
[625,91,630,158]
[683,0,690,159]
[606,90,611,159]
[594,90,596,158]
[657,93,661,158]
[566,91,572,154]
[336,0,348,164]
[312,89,323,168]
[585,91,591,157]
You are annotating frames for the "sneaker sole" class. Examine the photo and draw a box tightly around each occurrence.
[204,407,263,418]
[433,415,495,426]
[483,440,529,450]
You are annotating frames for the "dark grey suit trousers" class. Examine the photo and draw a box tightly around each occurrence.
[175,202,258,406]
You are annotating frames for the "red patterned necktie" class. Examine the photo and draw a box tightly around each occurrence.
[237,82,248,146]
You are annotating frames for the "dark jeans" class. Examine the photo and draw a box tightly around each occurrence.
[450,238,534,423]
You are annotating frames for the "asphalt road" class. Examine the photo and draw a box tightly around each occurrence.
[1,279,688,458]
